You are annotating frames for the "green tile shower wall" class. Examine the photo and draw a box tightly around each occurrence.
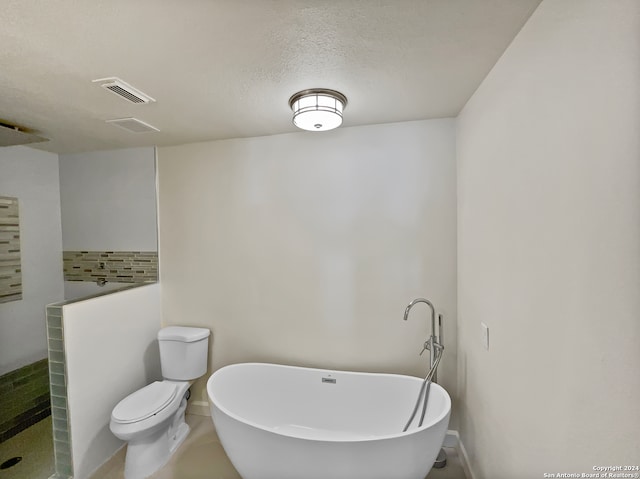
[0,358,51,443]
[0,196,22,304]
[63,250,158,283]
[47,305,73,479]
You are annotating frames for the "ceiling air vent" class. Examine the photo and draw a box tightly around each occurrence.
[106,118,159,133]
[92,77,156,104]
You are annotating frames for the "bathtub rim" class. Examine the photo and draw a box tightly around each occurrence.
[207,362,451,443]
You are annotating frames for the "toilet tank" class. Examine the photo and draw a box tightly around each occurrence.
[157,326,210,380]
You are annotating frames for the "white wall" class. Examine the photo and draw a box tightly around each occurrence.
[0,146,63,374]
[456,0,640,477]
[58,147,158,251]
[63,283,161,479]
[158,119,458,418]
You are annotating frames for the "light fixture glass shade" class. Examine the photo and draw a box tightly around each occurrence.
[289,89,348,132]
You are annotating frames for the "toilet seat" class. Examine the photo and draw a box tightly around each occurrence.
[112,381,178,424]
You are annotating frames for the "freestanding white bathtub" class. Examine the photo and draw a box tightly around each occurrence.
[207,362,451,479]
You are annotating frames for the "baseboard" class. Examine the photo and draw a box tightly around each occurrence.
[186,400,210,417]
[443,430,459,448]
[444,430,477,479]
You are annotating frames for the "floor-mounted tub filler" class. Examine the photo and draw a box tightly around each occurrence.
[207,362,451,479]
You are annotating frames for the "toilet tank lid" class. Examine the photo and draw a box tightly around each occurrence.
[158,326,210,342]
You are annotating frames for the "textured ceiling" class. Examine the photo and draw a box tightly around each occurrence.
[0,0,541,154]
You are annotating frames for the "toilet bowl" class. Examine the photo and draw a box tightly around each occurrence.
[110,380,191,478]
[109,326,210,479]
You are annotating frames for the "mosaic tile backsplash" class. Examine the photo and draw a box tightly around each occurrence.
[0,196,22,304]
[63,251,158,283]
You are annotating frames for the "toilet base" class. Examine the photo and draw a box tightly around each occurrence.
[123,397,190,479]
[170,421,190,454]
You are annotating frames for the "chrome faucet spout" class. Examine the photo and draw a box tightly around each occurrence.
[403,298,436,342]
[403,297,440,382]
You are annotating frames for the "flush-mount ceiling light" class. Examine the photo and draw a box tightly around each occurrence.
[288,88,348,132]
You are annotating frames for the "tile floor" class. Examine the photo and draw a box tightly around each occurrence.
[0,416,55,479]
[91,414,468,479]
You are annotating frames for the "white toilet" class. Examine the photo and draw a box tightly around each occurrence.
[110,326,210,479]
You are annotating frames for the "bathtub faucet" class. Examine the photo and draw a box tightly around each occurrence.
[403,298,441,383]
[403,297,447,469]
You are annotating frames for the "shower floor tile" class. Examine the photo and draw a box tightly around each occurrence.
[91,414,467,479]
[0,415,54,479]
